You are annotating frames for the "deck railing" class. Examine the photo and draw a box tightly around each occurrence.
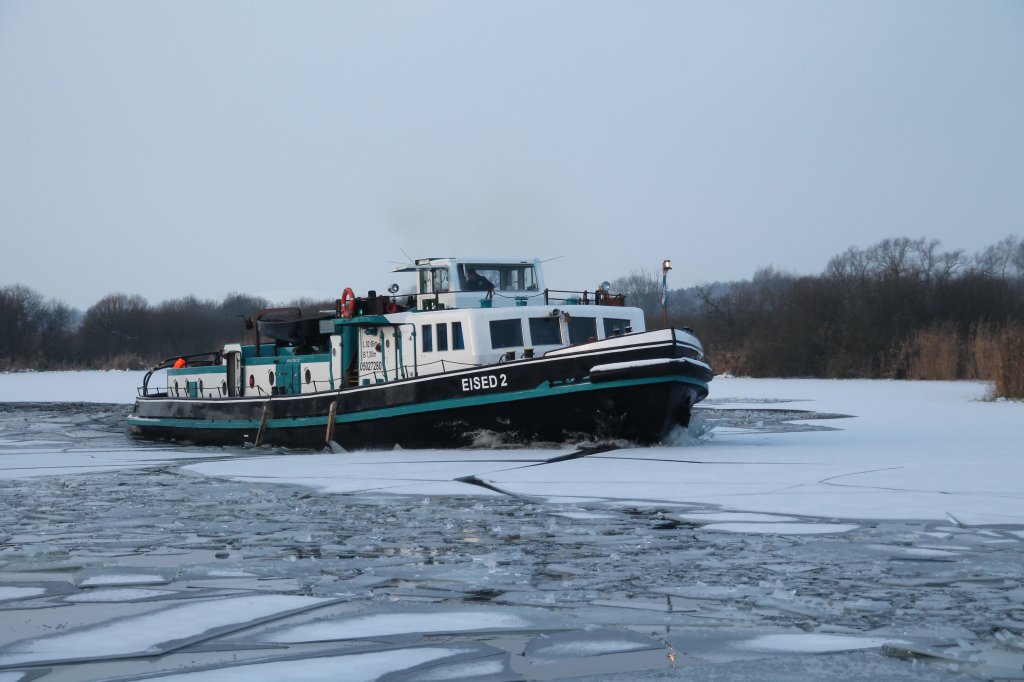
[543,289,626,306]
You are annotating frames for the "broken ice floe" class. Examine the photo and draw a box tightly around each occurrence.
[258,604,567,644]
[0,595,333,666]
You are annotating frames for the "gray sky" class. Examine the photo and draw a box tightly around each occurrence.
[2,1,1022,309]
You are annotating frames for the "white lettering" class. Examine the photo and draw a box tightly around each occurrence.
[460,373,510,393]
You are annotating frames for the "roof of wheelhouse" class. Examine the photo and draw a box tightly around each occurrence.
[391,257,541,273]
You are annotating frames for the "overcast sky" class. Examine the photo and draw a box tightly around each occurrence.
[2,1,1022,309]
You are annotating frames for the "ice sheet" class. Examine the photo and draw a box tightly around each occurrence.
[0,595,330,665]
[65,588,174,602]
[175,378,1024,524]
[0,587,45,601]
[740,633,908,653]
[0,370,145,403]
[702,522,859,535]
[264,608,534,643]
[141,646,468,681]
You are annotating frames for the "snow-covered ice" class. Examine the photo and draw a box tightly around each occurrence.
[1,372,1023,680]
[0,370,145,404]
[172,378,1024,525]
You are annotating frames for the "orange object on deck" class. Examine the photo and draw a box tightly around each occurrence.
[173,358,186,369]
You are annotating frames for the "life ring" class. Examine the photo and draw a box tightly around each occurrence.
[385,302,398,314]
[340,287,356,318]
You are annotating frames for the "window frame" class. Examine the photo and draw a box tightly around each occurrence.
[489,318,525,349]
[528,316,562,346]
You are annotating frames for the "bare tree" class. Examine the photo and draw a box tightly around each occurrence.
[612,269,662,324]
[973,236,1021,279]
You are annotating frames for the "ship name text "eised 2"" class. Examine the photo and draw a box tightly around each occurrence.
[461,374,508,392]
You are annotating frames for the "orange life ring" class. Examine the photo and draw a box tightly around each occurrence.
[340,287,356,318]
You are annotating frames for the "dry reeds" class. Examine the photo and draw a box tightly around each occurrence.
[704,346,746,377]
[896,322,963,381]
[972,323,1024,400]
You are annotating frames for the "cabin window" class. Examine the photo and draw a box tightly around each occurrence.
[567,316,597,344]
[422,325,433,352]
[489,319,524,348]
[436,323,449,351]
[452,321,465,350]
[418,268,450,293]
[432,268,449,292]
[603,318,631,337]
[460,264,539,292]
[529,317,562,345]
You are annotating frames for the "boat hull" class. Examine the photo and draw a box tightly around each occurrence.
[129,331,712,450]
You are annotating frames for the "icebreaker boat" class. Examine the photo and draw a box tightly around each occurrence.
[129,257,713,448]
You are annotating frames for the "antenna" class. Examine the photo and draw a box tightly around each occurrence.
[400,248,414,265]
[541,255,566,263]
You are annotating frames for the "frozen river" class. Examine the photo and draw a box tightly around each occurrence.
[1,375,1023,680]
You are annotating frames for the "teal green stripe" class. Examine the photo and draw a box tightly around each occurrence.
[129,374,708,431]
[243,355,330,366]
[129,414,324,430]
[169,366,226,376]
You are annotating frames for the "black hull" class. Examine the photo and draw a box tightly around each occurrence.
[130,333,712,450]
[131,380,703,450]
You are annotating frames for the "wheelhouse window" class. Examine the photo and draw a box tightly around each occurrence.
[422,325,433,352]
[529,317,562,346]
[567,317,597,344]
[436,323,449,351]
[602,318,631,337]
[489,319,524,349]
[460,264,539,292]
[452,321,465,350]
[419,267,450,293]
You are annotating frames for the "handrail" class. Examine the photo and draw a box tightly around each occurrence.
[140,350,221,397]
[251,307,302,356]
[544,288,627,306]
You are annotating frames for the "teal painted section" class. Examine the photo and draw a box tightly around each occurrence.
[244,354,330,367]
[129,374,708,431]
[241,344,277,358]
[276,362,299,394]
[169,366,227,377]
[241,345,333,359]
[330,315,391,333]
[342,326,358,383]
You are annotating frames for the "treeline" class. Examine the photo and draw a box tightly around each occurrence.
[0,288,304,371]
[618,236,1024,397]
